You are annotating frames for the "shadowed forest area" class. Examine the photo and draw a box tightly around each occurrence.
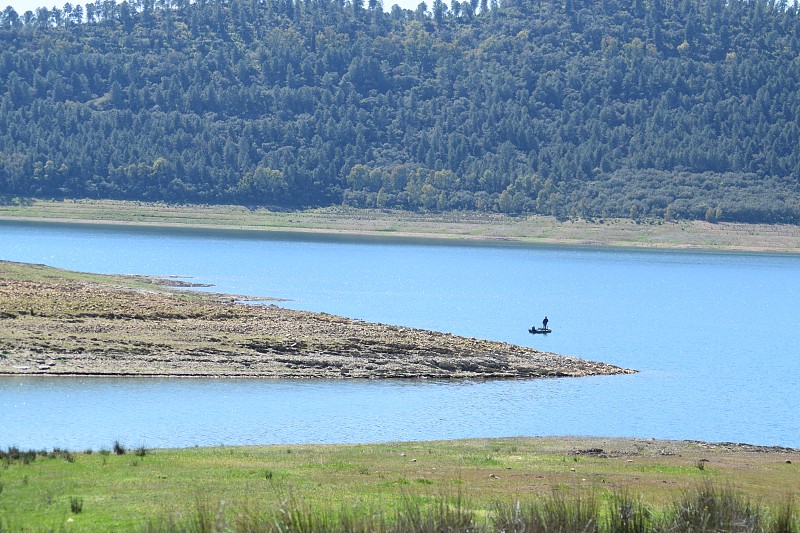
[1,0,800,222]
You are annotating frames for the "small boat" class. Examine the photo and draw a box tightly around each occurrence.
[529,326,552,334]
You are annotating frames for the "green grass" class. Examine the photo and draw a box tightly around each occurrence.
[91,485,800,532]
[0,438,797,531]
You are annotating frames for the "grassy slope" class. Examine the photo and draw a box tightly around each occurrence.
[2,199,800,253]
[0,438,797,531]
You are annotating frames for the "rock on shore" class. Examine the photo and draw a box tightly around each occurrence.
[0,262,634,379]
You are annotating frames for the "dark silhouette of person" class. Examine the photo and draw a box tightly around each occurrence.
[542,316,549,330]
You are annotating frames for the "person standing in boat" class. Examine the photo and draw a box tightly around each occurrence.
[542,316,549,330]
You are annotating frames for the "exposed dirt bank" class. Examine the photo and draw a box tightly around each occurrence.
[0,261,633,379]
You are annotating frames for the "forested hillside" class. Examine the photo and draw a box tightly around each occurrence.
[2,0,800,222]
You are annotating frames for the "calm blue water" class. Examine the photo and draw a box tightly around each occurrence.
[1,220,798,449]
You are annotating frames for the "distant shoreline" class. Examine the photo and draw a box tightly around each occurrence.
[1,198,800,254]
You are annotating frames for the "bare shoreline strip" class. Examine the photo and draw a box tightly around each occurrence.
[2,199,800,253]
[0,261,634,380]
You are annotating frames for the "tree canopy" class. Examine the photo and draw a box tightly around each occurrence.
[1,0,800,222]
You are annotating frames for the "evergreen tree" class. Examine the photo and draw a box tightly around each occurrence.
[0,0,798,223]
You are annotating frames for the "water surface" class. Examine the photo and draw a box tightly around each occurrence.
[1,221,798,449]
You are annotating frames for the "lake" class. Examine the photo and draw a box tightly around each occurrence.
[1,220,798,450]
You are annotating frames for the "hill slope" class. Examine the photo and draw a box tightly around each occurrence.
[1,0,799,222]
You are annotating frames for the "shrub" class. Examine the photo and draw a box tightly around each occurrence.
[70,497,83,514]
[51,448,75,462]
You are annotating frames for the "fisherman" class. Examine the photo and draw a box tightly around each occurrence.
[542,316,549,330]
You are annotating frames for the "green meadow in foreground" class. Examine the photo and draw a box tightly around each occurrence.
[0,437,797,532]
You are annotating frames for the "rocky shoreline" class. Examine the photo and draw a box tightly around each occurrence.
[0,261,634,379]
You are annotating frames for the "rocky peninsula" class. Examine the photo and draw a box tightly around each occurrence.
[0,261,633,379]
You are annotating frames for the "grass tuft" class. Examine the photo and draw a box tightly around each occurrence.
[664,483,763,532]
[608,492,652,533]
[769,499,798,533]
[395,494,478,533]
[1,447,38,465]
[70,496,84,514]
[113,440,127,455]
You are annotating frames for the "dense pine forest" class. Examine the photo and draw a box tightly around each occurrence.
[2,0,800,222]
